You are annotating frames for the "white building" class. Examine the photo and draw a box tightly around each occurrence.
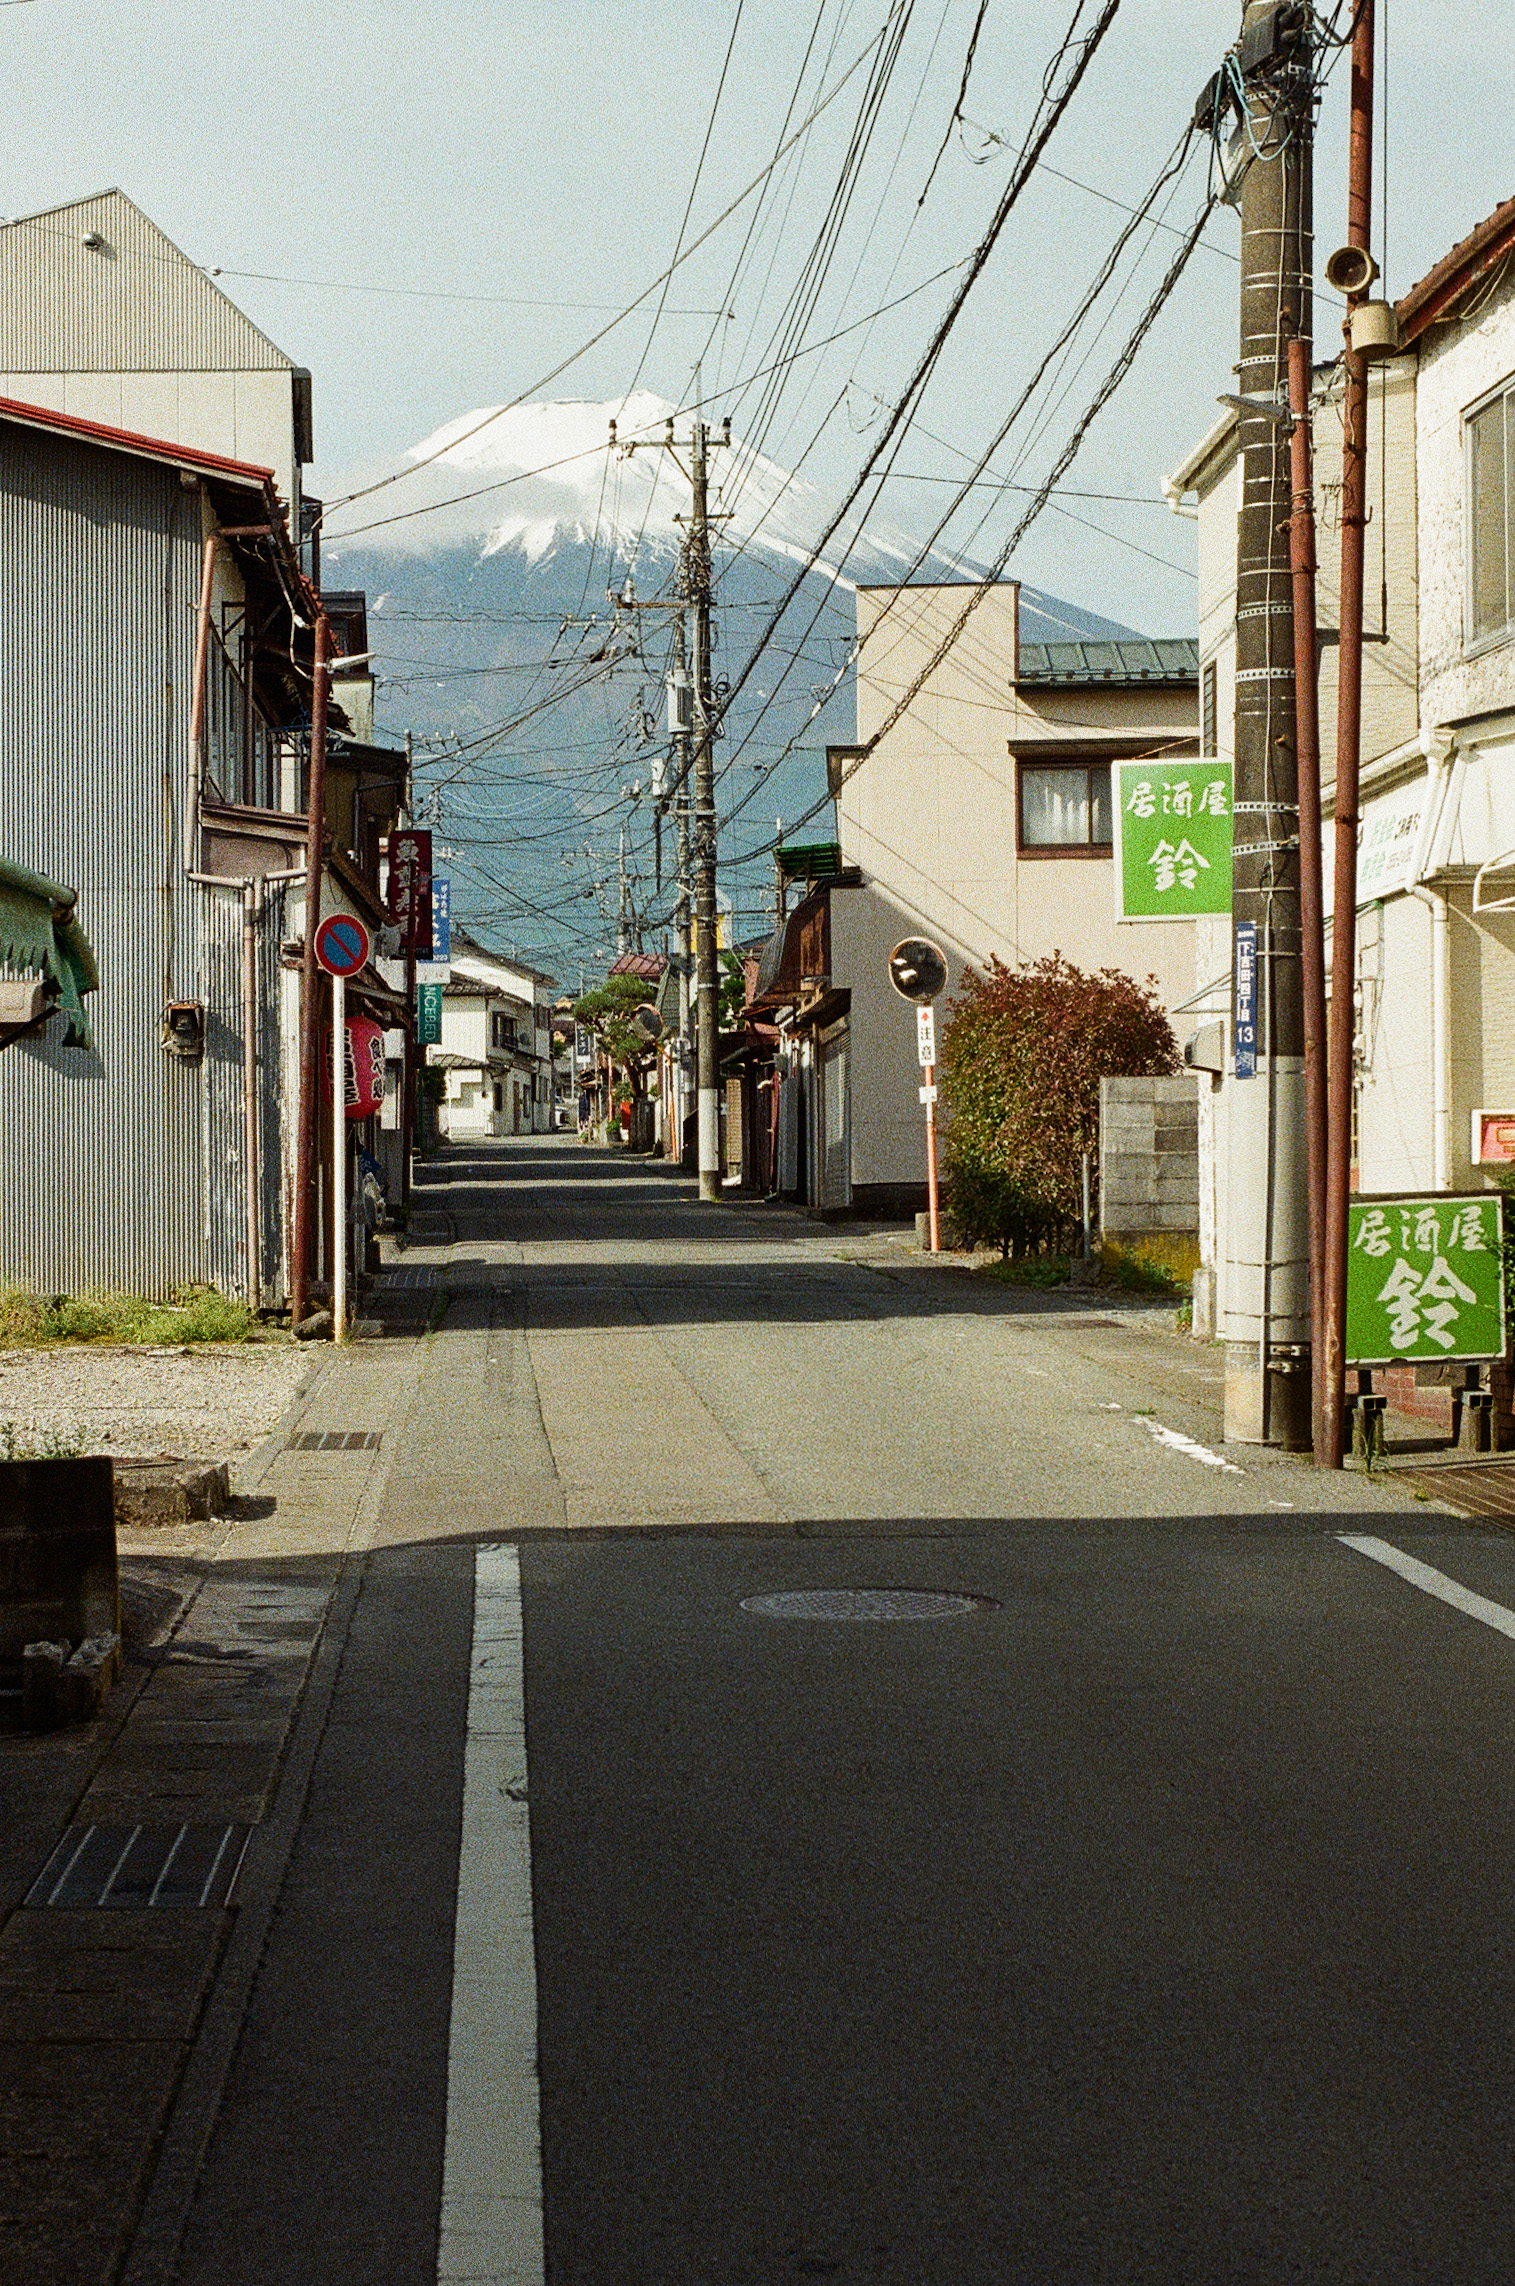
[431,934,555,1138]
[1167,194,1515,1343]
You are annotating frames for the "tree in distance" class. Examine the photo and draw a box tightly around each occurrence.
[940,953,1178,1260]
[573,976,662,1100]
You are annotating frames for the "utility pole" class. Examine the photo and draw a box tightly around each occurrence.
[291,611,331,1333]
[607,404,730,1201]
[617,823,631,956]
[1321,0,1376,1469]
[672,608,694,1163]
[1223,0,1315,1447]
[688,413,721,1203]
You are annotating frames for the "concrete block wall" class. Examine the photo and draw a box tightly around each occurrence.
[1099,1076,1200,1237]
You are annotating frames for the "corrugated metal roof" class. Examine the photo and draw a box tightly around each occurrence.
[608,952,667,980]
[1016,638,1200,685]
[0,190,295,373]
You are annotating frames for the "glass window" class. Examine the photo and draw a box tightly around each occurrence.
[1019,761,1112,849]
[1470,389,1512,645]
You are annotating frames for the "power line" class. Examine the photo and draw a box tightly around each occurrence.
[324,21,893,520]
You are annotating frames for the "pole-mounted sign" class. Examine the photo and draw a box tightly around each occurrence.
[315,913,370,979]
[889,937,947,1252]
[313,912,371,1343]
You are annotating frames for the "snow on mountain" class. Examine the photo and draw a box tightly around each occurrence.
[327,391,1137,642]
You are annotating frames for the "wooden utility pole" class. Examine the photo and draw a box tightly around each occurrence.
[291,612,331,1331]
[1222,0,1315,1447]
[1321,0,1376,1469]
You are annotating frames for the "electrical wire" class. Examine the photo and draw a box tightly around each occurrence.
[325,21,892,518]
[721,185,1220,869]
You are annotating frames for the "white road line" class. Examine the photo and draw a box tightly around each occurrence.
[438,1543,545,2286]
[1339,1534,1515,1643]
[1137,1416,1242,1473]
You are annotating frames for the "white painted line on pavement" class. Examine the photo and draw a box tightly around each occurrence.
[438,1543,545,2286]
[1137,1416,1243,1473]
[1339,1534,1515,1644]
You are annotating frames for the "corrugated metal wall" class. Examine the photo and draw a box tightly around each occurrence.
[0,424,280,1299]
[0,190,290,373]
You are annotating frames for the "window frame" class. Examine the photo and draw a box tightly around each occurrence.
[1465,371,1515,658]
[1013,752,1115,860]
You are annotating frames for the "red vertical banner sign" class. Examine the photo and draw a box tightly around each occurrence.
[388,828,433,957]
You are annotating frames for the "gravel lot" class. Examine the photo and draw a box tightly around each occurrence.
[0,1343,313,1461]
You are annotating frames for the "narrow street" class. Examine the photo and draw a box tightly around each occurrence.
[19,1137,1510,2284]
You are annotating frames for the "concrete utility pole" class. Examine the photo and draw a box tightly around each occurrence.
[606,405,729,1197]
[1223,0,1315,1447]
[617,824,631,957]
[688,414,721,1203]
[291,611,332,1333]
[672,609,694,1156]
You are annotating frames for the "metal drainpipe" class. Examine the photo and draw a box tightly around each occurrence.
[1408,885,1451,1189]
[184,534,219,876]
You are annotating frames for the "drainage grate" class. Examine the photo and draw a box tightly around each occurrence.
[1392,1461,1515,1522]
[25,1822,252,1909]
[740,1588,997,1622]
[288,1429,382,1452]
[379,1267,438,1289]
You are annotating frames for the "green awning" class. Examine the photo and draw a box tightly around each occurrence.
[0,856,98,1049]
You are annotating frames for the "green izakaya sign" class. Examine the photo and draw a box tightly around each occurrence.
[1115,760,1234,920]
[1347,1194,1507,1364]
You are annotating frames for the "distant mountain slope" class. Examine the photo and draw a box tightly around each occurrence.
[322,396,1144,969]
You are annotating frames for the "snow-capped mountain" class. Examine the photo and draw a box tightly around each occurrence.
[325,391,1131,634]
[320,396,1140,974]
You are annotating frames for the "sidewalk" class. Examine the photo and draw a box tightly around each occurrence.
[0,1325,428,2286]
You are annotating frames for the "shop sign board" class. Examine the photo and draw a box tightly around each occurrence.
[1346,1193,1507,1365]
[1233,920,1258,1081]
[387,828,433,954]
[417,981,444,1047]
[1115,761,1233,920]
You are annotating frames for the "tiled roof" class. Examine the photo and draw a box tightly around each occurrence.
[608,952,668,979]
[1396,195,1515,345]
[1015,638,1199,686]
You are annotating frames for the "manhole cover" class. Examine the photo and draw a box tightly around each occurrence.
[739,1588,995,1622]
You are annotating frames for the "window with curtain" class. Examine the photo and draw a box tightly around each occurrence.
[1469,381,1514,647]
[1018,760,1113,850]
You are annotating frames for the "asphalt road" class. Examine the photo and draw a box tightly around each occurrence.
[161,1141,1515,2283]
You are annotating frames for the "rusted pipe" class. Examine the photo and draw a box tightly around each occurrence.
[1322,0,1375,1470]
[291,613,332,1329]
[184,533,218,874]
[1287,335,1329,1463]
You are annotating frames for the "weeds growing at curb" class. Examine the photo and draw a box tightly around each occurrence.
[0,1285,265,1348]
[0,1420,87,1458]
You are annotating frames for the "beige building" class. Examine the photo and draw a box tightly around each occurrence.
[431,937,555,1139]
[826,580,1201,1209]
[1167,194,1515,1335]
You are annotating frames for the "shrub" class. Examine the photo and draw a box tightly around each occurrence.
[941,952,1178,1259]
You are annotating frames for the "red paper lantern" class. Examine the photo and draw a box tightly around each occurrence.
[322,1017,387,1120]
